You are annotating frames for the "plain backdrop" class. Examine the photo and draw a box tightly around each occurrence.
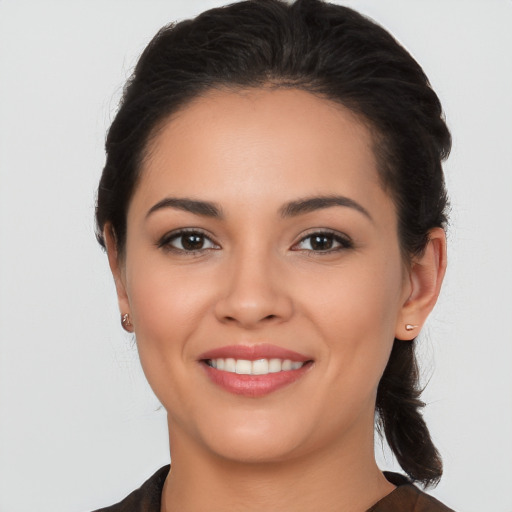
[0,1,511,511]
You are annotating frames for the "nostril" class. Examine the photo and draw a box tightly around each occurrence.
[215,293,294,327]
[221,313,278,325]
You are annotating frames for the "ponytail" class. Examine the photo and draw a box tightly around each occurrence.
[376,339,442,487]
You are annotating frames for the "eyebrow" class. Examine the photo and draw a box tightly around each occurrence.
[146,197,223,219]
[146,194,372,222]
[280,195,373,221]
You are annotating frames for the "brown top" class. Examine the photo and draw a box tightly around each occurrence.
[93,465,455,512]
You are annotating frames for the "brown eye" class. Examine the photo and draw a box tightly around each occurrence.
[294,231,353,252]
[159,230,219,252]
[310,234,334,251]
[181,233,206,251]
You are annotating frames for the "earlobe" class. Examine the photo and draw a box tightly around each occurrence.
[396,227,447,340]
[104,224,131,321]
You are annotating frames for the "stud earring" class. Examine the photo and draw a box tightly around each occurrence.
[121,313,134,332]
[405,324,419,331]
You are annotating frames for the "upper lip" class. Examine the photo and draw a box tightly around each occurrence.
[198,343,312,362]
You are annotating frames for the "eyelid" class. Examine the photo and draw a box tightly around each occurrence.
[291,229,354,252]
[157,228,220,252]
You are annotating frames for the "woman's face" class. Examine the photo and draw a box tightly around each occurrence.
[114,88,413,463]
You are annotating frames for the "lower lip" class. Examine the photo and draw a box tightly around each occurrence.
[201,361,312,397]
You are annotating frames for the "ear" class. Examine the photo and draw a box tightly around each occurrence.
[104,224,131,319]
[395,227,447,340]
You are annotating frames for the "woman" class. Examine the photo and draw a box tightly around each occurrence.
[94,0,454,510]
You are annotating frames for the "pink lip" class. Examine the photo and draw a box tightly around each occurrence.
[198,344,313,398]
[198,343,311,362]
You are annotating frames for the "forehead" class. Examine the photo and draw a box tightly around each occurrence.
[134,87,390,218]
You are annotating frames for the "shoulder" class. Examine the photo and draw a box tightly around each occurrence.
[91,465,170,512]
[367,472,456,512]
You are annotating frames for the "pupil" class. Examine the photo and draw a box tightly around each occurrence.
[311,235,332,250]
[182,234,204,250]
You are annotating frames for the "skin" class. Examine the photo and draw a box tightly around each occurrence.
[106,88,446,512]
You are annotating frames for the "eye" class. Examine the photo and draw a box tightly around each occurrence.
[292,231,353,253]
[158,229,219,253]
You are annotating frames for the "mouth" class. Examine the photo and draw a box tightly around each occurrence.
[198,344,314,397]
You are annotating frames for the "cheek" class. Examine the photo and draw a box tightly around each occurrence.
[123,259,217,415]
[305,256,403,335]
[125,257,215,356]
[300,255,405,388]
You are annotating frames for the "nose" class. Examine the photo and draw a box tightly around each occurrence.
[213,249,294,329]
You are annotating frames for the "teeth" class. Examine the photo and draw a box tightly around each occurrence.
[225,358,236,373]
[235,359,252,375]
[252,359,269,375]
[268,358,282,373]
[207,358,305,375]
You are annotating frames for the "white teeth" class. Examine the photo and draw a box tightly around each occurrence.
[268,358,282,373]
[281,359,292,371]
[235,359,252,375]
[224,358,236,373]
[207,357,305,375]
[252,359,269,375]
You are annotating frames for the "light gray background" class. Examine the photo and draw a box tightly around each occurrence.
[0,1,511,511]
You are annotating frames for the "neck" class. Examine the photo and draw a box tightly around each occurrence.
[161,417,395,512]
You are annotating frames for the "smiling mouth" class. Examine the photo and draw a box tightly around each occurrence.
[201,357,314,397]
[205,358,307,375]
[199,344,314,396]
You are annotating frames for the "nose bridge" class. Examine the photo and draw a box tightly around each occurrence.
[214,241,292,327]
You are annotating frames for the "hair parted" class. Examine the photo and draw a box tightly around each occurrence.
[96,0,451,486]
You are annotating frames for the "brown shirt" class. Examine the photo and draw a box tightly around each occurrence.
[93,465,455,512]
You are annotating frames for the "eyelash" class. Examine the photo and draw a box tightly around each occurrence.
[157,229,220,254]
[157,229,353,255]
[291,230,354,254]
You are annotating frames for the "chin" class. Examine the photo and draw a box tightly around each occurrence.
[207,433,303,464]
[191,408,312,464]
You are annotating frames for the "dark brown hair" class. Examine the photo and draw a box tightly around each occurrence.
[96,0,451,486]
